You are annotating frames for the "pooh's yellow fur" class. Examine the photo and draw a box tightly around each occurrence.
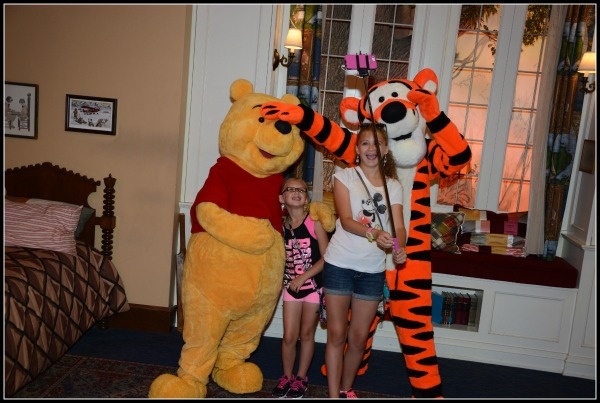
[148,79,334,398]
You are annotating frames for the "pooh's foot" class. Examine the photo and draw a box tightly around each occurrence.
[212,362,263,394]
[148,373,207,398]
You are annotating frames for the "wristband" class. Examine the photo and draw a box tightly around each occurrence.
[366,227,375,243]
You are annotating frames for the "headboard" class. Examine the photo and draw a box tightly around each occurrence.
[4,162,116,259]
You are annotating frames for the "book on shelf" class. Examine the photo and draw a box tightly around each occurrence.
[441,291,452,325]
[456,293,471,325]
[468,293,479,327]
[432,291,443,325]
[448,292,458,325]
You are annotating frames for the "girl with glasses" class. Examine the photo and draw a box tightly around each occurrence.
[272,177,330,398]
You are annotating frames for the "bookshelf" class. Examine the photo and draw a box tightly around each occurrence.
[432,284,483,332]
[263,271,578,377]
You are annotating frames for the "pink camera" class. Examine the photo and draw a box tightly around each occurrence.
[344,53,377,70]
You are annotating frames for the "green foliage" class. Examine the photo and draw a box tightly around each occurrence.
[459,4,551,56]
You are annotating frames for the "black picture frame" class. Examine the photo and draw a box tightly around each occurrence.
[65,94,117,135]
[4,81,39,139]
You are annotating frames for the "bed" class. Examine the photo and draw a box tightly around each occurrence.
[4,162,130,397]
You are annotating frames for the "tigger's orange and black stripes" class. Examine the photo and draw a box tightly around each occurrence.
[261,68,471,398]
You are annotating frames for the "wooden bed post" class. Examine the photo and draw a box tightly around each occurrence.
[100,174,117,259]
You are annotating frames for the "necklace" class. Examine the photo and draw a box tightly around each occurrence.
[355,167,385,230]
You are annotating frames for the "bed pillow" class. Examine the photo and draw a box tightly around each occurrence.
[453,204,528,257]
[431,212,465,254]
[5,196,95,238]
[5,199,82,255]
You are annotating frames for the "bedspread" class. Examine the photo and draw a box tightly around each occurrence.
[4,241,130,396]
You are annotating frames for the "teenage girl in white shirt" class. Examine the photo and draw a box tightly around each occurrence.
[322,124,407,398]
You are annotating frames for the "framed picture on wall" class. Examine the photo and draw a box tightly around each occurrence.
[4,81,39,139]
[65,94,117,135]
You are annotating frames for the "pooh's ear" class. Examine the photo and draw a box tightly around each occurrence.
[282,93,301,105]
[230,79,254,102]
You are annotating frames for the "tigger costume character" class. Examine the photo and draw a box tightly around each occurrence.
[261,68,471,398]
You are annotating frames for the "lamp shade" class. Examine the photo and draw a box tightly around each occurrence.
[284,28,303,50]
[578,51,596,75]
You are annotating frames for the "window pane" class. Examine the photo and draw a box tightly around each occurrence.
[498,5,552,211]
[330,4,352,19]
[441,5,503,208]
[513,72,539,108]
[508,109,533,144]
[317,5,415,198]
[318,4,353,183]
[442,5,551,212]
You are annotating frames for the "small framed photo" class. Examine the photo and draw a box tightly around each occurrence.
[65,94,117,135]
[5,81,39,139]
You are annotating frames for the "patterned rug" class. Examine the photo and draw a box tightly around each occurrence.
[12,354,401,399]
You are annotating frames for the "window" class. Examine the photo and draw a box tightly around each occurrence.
[315,4,416,199]
[439,4,552,212]
[313,4,558,215]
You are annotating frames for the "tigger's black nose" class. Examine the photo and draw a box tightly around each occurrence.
[381,102,407,124]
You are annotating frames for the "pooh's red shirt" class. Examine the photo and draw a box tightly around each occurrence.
[190,156,284,234]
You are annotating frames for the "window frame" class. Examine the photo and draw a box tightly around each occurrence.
[301,4,548,214]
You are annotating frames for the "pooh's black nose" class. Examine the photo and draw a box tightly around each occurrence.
[275,120,292,135]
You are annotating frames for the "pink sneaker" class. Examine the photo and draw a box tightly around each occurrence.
[272,374,293,397]
[340,388,358,398]
[287,375,308,398]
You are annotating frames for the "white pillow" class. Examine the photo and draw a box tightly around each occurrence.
[22,197,95,238]
[5,199,82,255]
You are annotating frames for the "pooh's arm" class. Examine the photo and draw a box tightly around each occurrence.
[308,201,335,233]
[407,89,471,175]
[261,102,357,166]
[197,202,275,254]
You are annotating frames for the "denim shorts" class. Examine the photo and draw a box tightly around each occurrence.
[322,261,384,301]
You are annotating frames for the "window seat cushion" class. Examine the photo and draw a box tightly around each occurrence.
[430,250,579,288]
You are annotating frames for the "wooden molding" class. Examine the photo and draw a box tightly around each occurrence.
[101,303,176,333]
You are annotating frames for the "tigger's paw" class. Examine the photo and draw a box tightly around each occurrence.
[260,102,304,124]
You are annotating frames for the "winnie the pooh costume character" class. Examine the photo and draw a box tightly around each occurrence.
[148,79,334,399]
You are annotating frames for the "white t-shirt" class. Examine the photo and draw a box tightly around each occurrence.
[324,166,403,274]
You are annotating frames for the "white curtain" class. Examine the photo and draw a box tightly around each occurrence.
[526,5,567,255]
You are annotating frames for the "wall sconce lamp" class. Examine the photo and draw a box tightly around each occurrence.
[273,28,302,70]
[577,51,596,94]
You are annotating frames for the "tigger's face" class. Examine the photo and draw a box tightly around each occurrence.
[359,79,422,141]
[359,79,427,168]
[341,69,440,168]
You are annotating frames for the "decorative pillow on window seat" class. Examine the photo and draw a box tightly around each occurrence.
[431,212,465,254]
[453,204,528,257]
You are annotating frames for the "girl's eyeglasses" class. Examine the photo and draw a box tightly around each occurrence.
[282,187,308,194]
